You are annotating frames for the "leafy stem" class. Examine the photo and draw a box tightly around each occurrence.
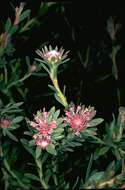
[6,72,32,90]
[84,175,121,189]
[4,65,8,84]
[50,74,68,109]
[111,45,121,106]
[3,158,29,189]
[35,157,49,189]
[0,131,28,189]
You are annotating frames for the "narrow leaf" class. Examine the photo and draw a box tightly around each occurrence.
[5,130,18,142]
[12,116,24,123]
[87,118,104,127]
[85,154,93,182]
[24,173,39,181]
[36,147,41,159]
[48,84,57,92]
[19,10,31,22]
[20,138,35,156]
[5,18,11,32]
[46,144,57,155]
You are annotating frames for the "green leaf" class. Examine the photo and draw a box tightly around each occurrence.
[54,93,64,106]
[72,177,79,189]
[64,147,74,152]
[24,173,39,181]
[19,10,31,23]
[1,102,23,115]
[85,134,104,144]
[19,17,36,33]
[53,110,60,120]
[24,131,33,136]
[94,74,111,83]
[2,129,7,136]
[85,154,93,182]
[49,106,55,116]
[9,25,18,35]
[36,146,41,159]
[46,144,57,155]
[20,138,35,156]
[48,84,57,92]
[5,18,12,32]
[53,127,64,134]
[106,161,115,176]
[35,58,48,65]
[98,146,110,155]
[87,118,104,127]
[58,58,70,65]
[5,129,18,142]
[94,146,110,160]
[32,72,47,77]
[35,59,50,74]
[67,141,82,148]
[44,169,53,183]
[111,148,121,160]
[12,116,24,123]
[71,141,82,146]
[88,171,104,183]
[9,124,20,130]
[29,139,36,147]
[52,134,64,140]
[39,3,49,16]
[56,118,63,125]
[7,102,23,108]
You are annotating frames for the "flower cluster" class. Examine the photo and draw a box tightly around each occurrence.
[29,108,57,149]
[0,119,12,128]
[36,45,68,64]
[64,104,96,135]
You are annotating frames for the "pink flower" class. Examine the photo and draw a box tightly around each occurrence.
[29,108,58,149]
[43,50,61,63]
[36,45,68,64]
[30,65,38,72]
[33,134,51,149]
[0,119,12,128]
[30,109,57,136]
[64,104,96,135]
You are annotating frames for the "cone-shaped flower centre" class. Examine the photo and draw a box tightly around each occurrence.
[71,115,86,128]
[45,50,61,63]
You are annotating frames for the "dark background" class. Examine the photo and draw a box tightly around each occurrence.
[1,0,125,187]
[1,0,125,121]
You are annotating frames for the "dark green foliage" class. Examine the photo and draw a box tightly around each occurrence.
[0,1,125,189]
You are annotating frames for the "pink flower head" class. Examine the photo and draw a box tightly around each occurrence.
[30,65,38,72]
[0,119,12,128]
[36,45,69,64]
[30,108,57,136]
[29,108,58,149]
[64,104,96,135]
[33,133,51,149]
